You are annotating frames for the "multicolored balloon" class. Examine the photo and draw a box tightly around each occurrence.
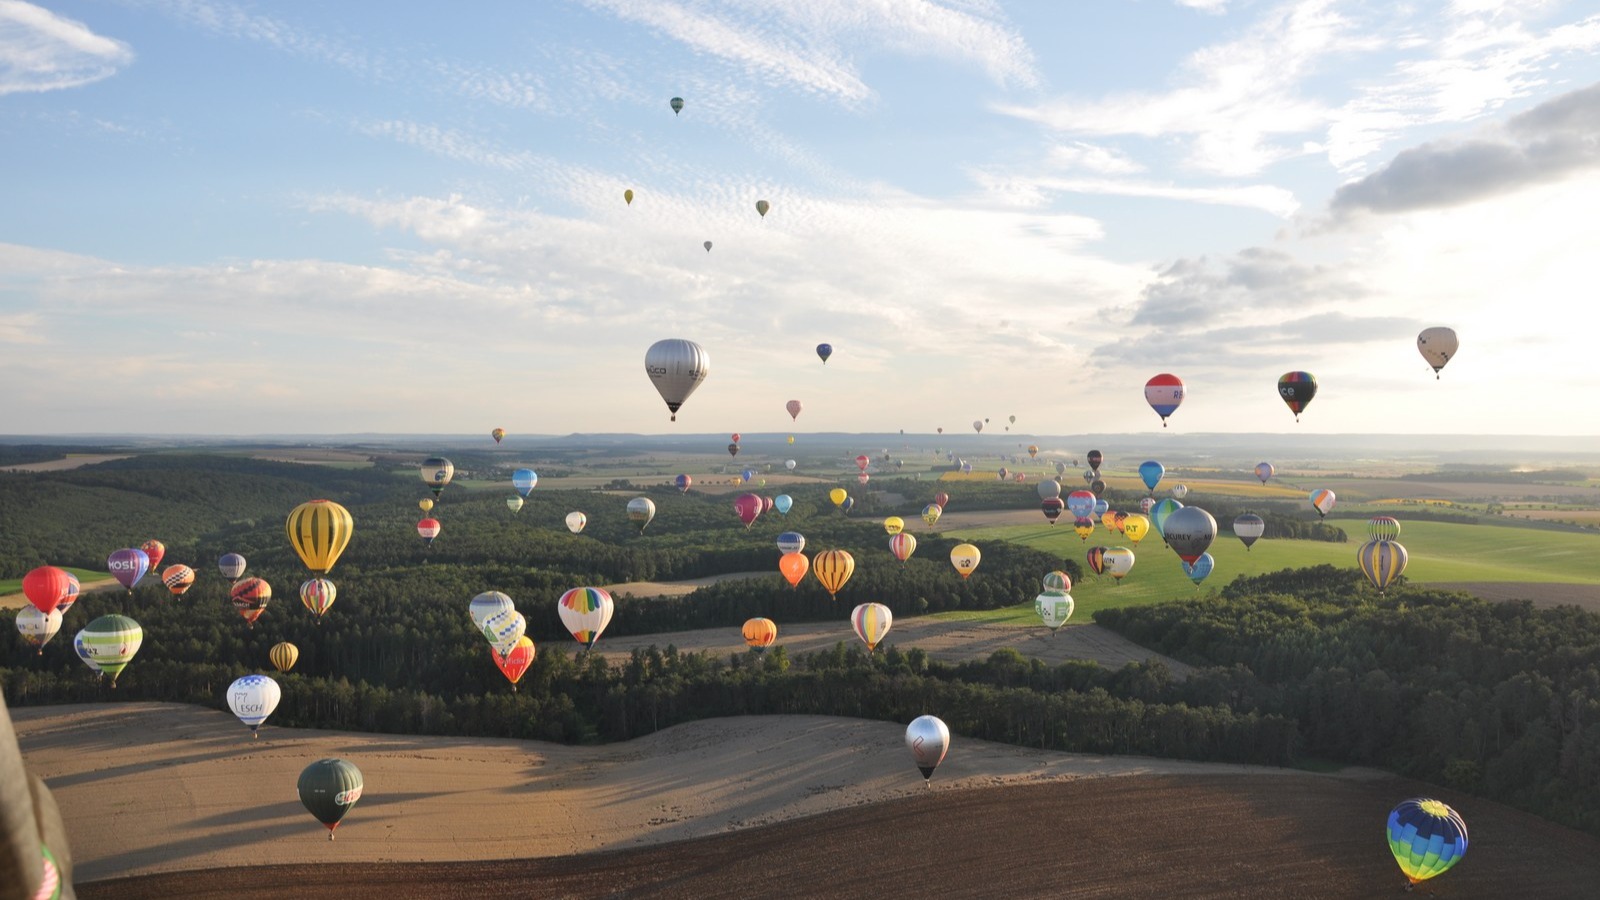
[1102,547,1136,581]
[1151,498,1183,540]
[493,636,536,688]
[1086,546,1109,575]
[1233,513,1265,550]
[1368,516,1401,541]
[1182,553,1215,586]
[300,578,337,618]
[949,543,981,579]
[421,457,454,497]
[1277,371,1317,421]
[557,587,614,650]
[416,518,441,546]
[469,592,515,630]
[1073,517,1095,541]
[491,427,506,443]
[889,533,917,563]
[850,603,893,652]
[1035,592,1074,631]
[16,606,63,654]
[140,539,166,573]
[1144,374,1185,427]
[1387,798,1467,885]
[1254,462,1274,484]
[742,618,778,652]
[162,565,195,597]
[1310,489,1336,518]
[921,503,943,526]
[1358,539,1409,593]
[513,469,538,496]
[76,614,142,686]
[1066,490,1096,519]
[106,549,150,592]
[230,577,272,627]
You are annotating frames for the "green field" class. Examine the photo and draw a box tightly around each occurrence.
[0,567,111,596]
[931,518,1600,625]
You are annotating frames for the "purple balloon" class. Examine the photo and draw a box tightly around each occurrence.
[107,548,151,591]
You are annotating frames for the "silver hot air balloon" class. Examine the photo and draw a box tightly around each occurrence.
[1163,506,1218,565]
[905,715,951,788]
[644,339,709,422]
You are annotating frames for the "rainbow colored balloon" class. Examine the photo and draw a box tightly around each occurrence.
[1387,798,1467,885]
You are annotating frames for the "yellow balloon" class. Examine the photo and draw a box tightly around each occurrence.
[624,188,634,205]
[812,550,856,597]
[1122,514,1151,545]
[950,543,981,579]
[829,488,848,507]
[419,498,434,513]
[1073,519,1095,541]
[269,641,298,673]
[883,516,904,535]
[787,435,795,444]
[286,499,354,574]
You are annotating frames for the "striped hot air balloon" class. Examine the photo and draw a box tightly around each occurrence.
[286,500,354,574]
[269,642,299,673]
[162,565,195,597]
[300,578,337,618]
[1387,798,1467,885]
[557,587,614,651]
[76,615,142,686]
[230,577,272,627]
[811,550,855,597]
[850,603,892,652]
[1368,516,1402,541]
[1277,371,1318,421]
[1358,539,1409,593]
[888,533,917,563]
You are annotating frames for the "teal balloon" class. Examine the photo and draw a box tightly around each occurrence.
[1151,498,1184,540]
[774,494,793,514]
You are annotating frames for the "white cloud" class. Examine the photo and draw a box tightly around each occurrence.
[1047,142,1145,176]
[0,0,133,95]
[970,169,1301,218]
[1176,0,1230,13]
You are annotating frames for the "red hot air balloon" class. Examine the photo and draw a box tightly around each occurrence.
[733,493,764,528]
[855,455,870,472]
[934,492,949,509]
[21,566,71,615]
[140,540,166,572]
[1144,374,1185,427]
[786,400,802,421]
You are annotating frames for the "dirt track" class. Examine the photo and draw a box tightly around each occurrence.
[79,774,1600,899]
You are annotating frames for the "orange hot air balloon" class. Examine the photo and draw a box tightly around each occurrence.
[778,551,809,588]
[140,540,167,572]
[230,577,272,628]
[492,636,536,689]
[161,565,196,597]
[812,550,855,597]
[742,618,778,651]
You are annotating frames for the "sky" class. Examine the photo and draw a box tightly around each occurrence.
[2,0,1599,437]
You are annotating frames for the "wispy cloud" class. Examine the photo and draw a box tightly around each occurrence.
[1330,79,1600,216]
[970,170,1300,218]
[0,0,133,95]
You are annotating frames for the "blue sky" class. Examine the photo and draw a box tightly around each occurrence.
[3,0,1599,436]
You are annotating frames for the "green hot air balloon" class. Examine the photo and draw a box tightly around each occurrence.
[670,96,684,115]
[76,615,143,687]
[755,199,770,218]
[298,758,364,840]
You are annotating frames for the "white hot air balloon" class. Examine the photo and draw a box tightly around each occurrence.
[469,591,515,630]
[627,497,656,531]
[1035,592,1074,632]
[1417,326,1459,378]
[565,511,587,533]
[644,338,710,421]
[905,715,951,787]
[16,606,63,654]
[482,610,527,654]
[557,588,615,651]
[227,674,282,738]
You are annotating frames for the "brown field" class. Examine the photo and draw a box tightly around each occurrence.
[1501,508,1600,525]
[1430,582,1600,612]
[602,571,772,597]
[0,454,132,472]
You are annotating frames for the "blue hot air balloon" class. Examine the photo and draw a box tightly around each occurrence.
[512,469,538,497]
[1093,499,1109,518]
[816,343,833,364]
[774,494,793,515]
[776,531,806,554]
[1182,552,1215,585]
[841,497,854,514]
[1387,798,1467,886]
[1138,460,1165,493]
[1151,498,1184,540]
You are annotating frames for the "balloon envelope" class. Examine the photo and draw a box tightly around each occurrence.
[1277,371,1318,420]
[627,497,656,530]
[921,504,943,526]
[1037,479,1062,501]
[812,550,855,596]
[140,539,166,573]
[16,606,63,651]
[1151,498,1184,539]
[299,759,364,837]
[1144,374,1185,425]
[21,566,72,615]
[492,427,506,443]
[1359,539,1409,593]
[493,636,536,685]
[1368,516,1402,541]
[1138,460,1165,491]
[1254,462,1274,484]
[1035,592,1075,630]
[829,488,848,507]
[1417,327,1459,376]
[1310,489,1337,518]
[512,469,538,496]
[888,533,917,562]
[816,343,832,363]
[286,500,354,574]
[645,338,710,421]
[1103,547,1136,580]
[1042,570,1073,593]
[162,565,196,596]
[734,493,763,528]
[883,516,904,535]
[850,603,893,651]
[469,591,515,629]
[558,587,615,649]
[270,642,298,672]
[778,551,809,587]
[106,549,150,591]
[774,494,793,514]
[1066,490,1096,519]
[300,578,337,618]
[506,496,524,513]
[905,715,950,782]
[227,674,282,734]
[743,618,778,650]
[1182,553,1215,585]
[421,457,454,496]
[949,543,981,578]
[566,511,588,533]
[77,614,142,685]
[1233,513,1266,549]
[776,531,806,554]
[786,400,802,420]
[230,577,272,626]
[1122,514,1151,544]
[218,553,247,581]
[1163,507,1218,564]
[1387,798,1468,884]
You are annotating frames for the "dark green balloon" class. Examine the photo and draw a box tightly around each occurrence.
[298,758,363,839]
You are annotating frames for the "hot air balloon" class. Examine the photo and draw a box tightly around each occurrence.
[1035,592,1074,631]
[666,473,689,494]
[56,571,79,615]
[1093,498,1110,519]
[1163,507,1218,564]
[786,399,802,421]
[76,614,142,686]
[566,511,588,534]
[813,343,833,365]
[1277,371,1317,421]
[1387,798,1467,886]
[1041,497,1065,524]
[778,551,809,587]
[1255,462,1274,484]
[889,533,917,563]
[734,493,764,528]
[670,96,684,115]
[1144,374,1185,427]
[1171,484,1188,499]
[1139,497,1156,515]
[623,189,634,206]
[481,609,526,655]
[161,565,195,597]
[1122,514,1151,545]
[1085,546,1109,575]
[733,618,776,654]
[1037,479,1062,501]
[558,587,615,651]
[829,488,848,508]
[856,472,870,486]
[1082,469,1096,485]
[513,469,538,496]
[1102,510,1121,532]
[227,674,281,738]
[1183,552,1215,586]
[491,427,506,444]
[1103,547,1136,582]
[299,759,363,840]
[300,578,337,619]
[1087,450,1103,472]
[417,518,441,546]
[231,577,272,628]
[741,468,755,483]
[905,715,950,787]
[506,496,524,513]
[1368,516,1401,541]
[420,457,454,498]
[774,531,807,555]
[1233,513,1265,550]
[1042,571,1073,593]
[140,539,166,573]
[997,467,1009,481]
[1309,488,1336,518]
[492,636,536,688]
[1138,461,1165,492]
[1091,479,1107,497]
[645,338,710,422]
[1417,327,1458,378]
[921,504,943,526]
[812,550,855,597]
[775,494,793,514]
[1358,539,1408,593]
[703,240,713,252]
[469,591,515,631]
[15,607,62,654]
[627,497,656,531]
[1027,445,1039,458]
[972,420,983,433]
[73,631,101,678]
[286,500,354,574]
[263,643,296,675]
[755,199,770,218]
[107,548,150,592]
[1065,490,1096,520]
[850,603,893,651]
[1151,498,1183,540]
[950,543,981,579]
[21,566,71,615]
[931,491,948,510]
[1073,517,1095,541]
